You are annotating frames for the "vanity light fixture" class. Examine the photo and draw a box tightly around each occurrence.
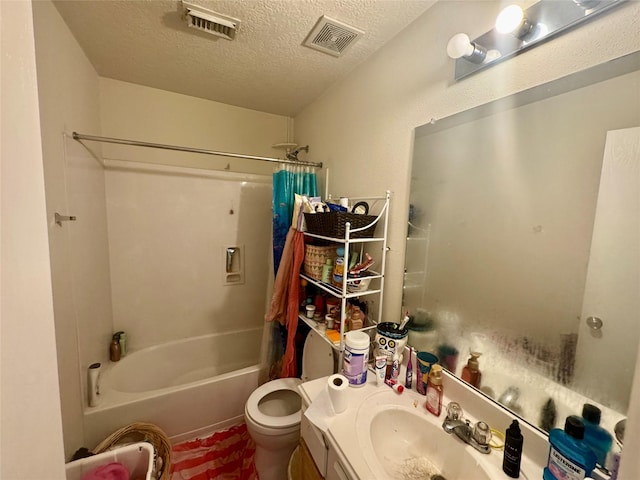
[448,0,626,81]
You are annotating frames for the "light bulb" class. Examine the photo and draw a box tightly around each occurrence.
[496,5,533,37]
[446,33,487,64]
[496,5,524,33]
[446,33,474,59]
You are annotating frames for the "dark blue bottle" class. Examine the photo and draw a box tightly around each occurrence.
[543,416,597,480]
[581,404,613,467]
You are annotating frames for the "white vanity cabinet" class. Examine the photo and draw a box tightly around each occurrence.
[300,412,328,478]
[325,444,352,480]
[300,392,358,480]
[299,191,391,358]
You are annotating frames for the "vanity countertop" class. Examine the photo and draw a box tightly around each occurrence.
[299,371,548,480]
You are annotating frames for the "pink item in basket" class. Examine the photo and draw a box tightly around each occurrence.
[81,462,129,480]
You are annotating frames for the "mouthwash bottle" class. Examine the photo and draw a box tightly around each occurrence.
[581,404,613,467]
[543,416,597,480]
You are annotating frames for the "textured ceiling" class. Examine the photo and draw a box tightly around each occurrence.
[52,0,436,116]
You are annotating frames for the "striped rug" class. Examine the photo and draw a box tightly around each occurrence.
[170,423,257,480]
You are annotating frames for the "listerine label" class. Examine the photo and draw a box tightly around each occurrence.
[546,446,586,480]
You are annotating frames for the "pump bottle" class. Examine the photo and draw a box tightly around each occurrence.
[461,352,482,388]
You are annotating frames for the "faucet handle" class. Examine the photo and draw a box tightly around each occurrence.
[446,401,464,421]
[473,421,492,446]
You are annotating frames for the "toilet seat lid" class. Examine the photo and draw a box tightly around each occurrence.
[302,330,334,382]
[246,377,302,429]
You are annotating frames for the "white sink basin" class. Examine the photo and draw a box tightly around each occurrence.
[357,404,492,480]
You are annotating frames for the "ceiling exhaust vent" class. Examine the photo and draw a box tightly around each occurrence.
[303,16,364,57]
[182,1,240,41]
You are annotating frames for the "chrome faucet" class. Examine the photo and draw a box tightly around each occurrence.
[442,402,492,454]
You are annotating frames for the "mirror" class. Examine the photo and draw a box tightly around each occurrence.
[404,52,640,434]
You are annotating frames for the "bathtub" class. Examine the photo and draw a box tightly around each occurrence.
[84,327,264,447]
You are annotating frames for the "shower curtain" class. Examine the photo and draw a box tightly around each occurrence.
[266,164,317,379]
[272,164,317,273]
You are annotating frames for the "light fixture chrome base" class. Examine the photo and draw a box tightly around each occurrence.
[453,0,626,81]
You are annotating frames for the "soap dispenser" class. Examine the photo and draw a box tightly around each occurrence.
[461,352,482,388]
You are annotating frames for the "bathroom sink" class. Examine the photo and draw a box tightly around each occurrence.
[356,403,492,480]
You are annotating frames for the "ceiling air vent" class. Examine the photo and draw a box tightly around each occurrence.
[303,16,364,57]
[182,1,240,41]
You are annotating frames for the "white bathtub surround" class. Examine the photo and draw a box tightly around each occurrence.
[84,328,264,448]
[104,160,272,351]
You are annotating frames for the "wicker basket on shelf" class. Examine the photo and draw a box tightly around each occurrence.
[92,422,172,480]
[303,212,378,239]
[303,244,335,280]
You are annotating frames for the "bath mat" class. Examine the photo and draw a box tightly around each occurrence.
[170,423,257,480]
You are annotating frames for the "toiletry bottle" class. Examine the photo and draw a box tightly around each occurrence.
[115,331,127,356]
[543,416,597,480]
[87,362,101,407]
[580,403,613,467]
[332,247,345,287]
[321,258,333,283]
[425,364,443,416]
[503,419,523,478]
[405,347,413,389]
[461,351,482,388]
[313,293,325,317]
[109,333,121,362]
[392,352,400,381]
[609,449,621,480]
[349,306,364,330]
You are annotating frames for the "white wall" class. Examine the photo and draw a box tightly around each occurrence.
[99,78,292,176]
[294,1,640,476]
[0,1,66,478]
[105,161,272,349]
[33,0,110,459]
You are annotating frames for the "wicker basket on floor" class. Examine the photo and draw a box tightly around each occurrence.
[92,422,172,480]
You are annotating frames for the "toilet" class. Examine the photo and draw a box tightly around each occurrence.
[244,330,334,480]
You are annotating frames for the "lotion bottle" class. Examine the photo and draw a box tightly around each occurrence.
[461,352,482,388]
[425,364,443,416]
[503,419,523,478]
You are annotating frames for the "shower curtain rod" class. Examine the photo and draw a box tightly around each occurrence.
[71,132,323,168]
